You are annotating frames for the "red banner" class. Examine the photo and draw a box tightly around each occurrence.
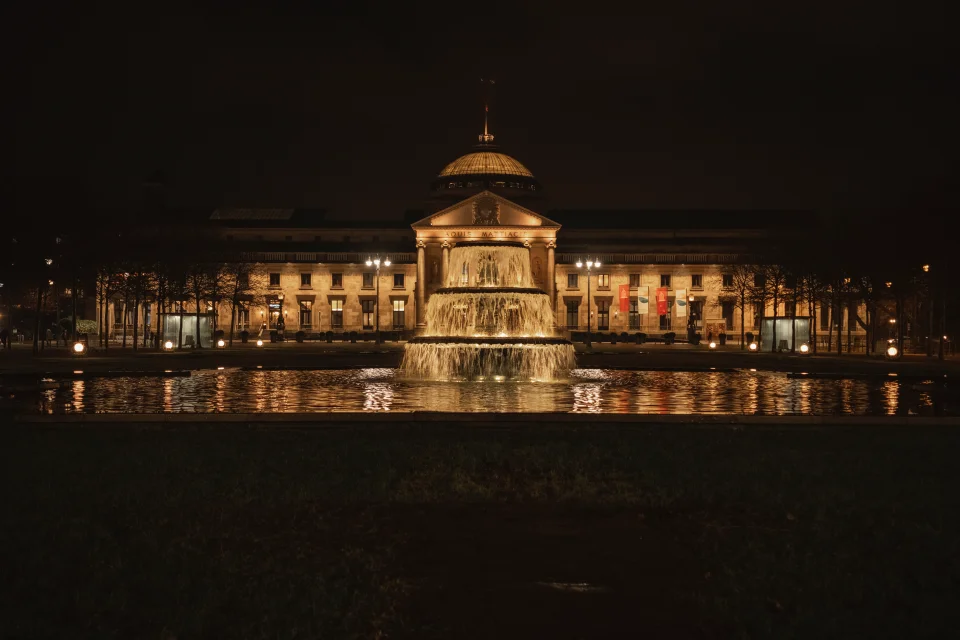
[618,284,630,312]
[656,287,669,315]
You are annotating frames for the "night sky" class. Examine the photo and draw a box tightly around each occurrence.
[10,4,957,222]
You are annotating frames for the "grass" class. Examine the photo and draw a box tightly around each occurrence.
[2,423,959,638]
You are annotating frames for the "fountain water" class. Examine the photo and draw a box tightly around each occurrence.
[402,243,575,380]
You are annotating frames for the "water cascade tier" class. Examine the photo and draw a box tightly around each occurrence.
[402,243,575,380]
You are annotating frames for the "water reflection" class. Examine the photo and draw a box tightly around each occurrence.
[11,369,952,416]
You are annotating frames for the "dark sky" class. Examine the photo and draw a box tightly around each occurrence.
[10,3,957,220]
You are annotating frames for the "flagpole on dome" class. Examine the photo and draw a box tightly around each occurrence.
[479,77,495,145]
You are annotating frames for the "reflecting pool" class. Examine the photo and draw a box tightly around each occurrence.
[11,368,954,416]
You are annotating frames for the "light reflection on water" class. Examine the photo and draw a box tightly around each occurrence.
[17,368,953,416]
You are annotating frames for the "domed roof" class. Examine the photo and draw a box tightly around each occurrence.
[438,151,534,178]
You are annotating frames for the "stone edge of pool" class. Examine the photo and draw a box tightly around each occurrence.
[10,413,960,426]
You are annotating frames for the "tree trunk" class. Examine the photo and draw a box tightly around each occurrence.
[71,276,78,343]
[229,298,237,346]
[846,300,853,354]
[836,298,843,356]
[771,293,779,353]
[810,292,818,354]
[927,297,934,356]
[195,293,203,349]
[740,300,745,349]
[132,293,140,352]
[177,301,184,349]
[826,300,833,353]
[121,298,128,348]
[32,285,43,355]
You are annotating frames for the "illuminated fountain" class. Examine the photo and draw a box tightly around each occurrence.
[402,243,575,380]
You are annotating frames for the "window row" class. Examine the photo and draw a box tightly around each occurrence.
[265,272,406,289]
[234,299,406,330]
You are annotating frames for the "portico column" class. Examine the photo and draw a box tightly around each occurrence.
[546,240,556,312]
[416,239,426,326]
[441,240,450,287]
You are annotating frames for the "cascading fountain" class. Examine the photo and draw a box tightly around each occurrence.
[402,243,575,380]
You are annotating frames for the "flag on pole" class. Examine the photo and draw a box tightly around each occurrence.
[676,289,687,317]
[619,284,630,312]
[656,287,668,315]
[637,286,649,315]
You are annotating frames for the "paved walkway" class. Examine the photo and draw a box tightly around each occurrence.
[0,340,956,375]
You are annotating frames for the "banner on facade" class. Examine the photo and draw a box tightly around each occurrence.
[618,284,630,312]
[656,287,668,316]
[675,288,687,317]
[637,286,649,315]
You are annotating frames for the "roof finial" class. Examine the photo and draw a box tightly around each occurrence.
[479,78,495,144]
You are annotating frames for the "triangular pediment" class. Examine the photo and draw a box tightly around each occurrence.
[411,191,561,229]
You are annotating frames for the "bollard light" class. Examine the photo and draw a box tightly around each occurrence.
[748,341,758,351]
[256,339,264,347]
[217,339,226,348]
[163,340,174,351]
[799,343,810,354]
[73,342,86,355]
[708,341,717,349]
[885,339,900,360]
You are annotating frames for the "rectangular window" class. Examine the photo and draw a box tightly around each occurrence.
[299,300,312,329]
[754,273,766,288]
[660,274,671,288]
[689,300,703,327]
[238,273,249,290]
[597,274,610,289]
[331,273,343,289]
[722,273,733,288]
[691,274,703,289]
[459,263,469,286]
[566,301,580,329]
[597,299,610,330]
[237,306,250,330]
[659,311,672,331]
[362,299,375,330]
[629,273,640,288]
[269,272,280,287]
[629,300,640,329]
[392,300,405,328]
[393,273,405,288]
[362,272,374,289]
[721,301,735,330]
[567,273,579,289]
[300,272,312,288]
[820,302,830,330]
[331,299,343,328]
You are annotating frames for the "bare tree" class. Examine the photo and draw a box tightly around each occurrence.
[760,264,791,352]
[224,260,267,345]
[727,264,754,349]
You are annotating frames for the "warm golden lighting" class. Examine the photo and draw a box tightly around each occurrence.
[885,281,892,288]
[709,341,717,349]
[799,343,810,354]
[748,341,758,351]
[889,318,896,324]
[886,345,899,358]
[163,340,174,351]
[73,342,85,354]
[922,264,930,272]
[256,339,264,347]
[217,339,226,348]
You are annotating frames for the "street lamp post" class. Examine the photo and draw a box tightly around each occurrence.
[366,256,391,345]
[575,258,600,349]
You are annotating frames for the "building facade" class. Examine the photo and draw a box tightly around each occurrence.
[103,128,867,348]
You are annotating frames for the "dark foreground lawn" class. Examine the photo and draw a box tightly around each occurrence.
[2,423,959,639]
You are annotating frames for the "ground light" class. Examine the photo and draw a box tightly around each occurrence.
[799,343,810,354]
[72,342,86,356]
[748,341,758,351]
[256,339,264,347]
[217,339,226,348]
[708,341,717,349]
[885,340,900,360]
[163,340,174,351]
